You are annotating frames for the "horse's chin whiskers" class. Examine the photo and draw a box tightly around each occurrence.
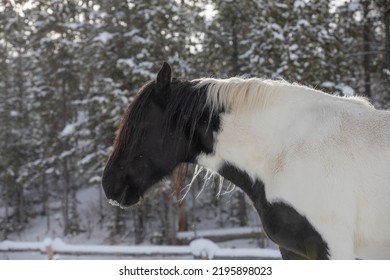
[108,199,121,207]
[176,165,227,201]
[119,204,131,210]
[219,182,235,196]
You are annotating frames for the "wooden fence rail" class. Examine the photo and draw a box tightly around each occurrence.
[176,226,268,244]
[0,238,280,260]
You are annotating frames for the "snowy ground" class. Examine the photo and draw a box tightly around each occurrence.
[0,186,280,260]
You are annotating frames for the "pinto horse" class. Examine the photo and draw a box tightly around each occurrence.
[102,62,390,259]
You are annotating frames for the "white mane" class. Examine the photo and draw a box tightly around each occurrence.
[195,77,372,114]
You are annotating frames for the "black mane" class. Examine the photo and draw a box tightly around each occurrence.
[109,79,211,164]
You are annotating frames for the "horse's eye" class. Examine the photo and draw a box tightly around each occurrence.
[134,154,144,161]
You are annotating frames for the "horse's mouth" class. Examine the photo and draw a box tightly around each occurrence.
[107,186,143,208]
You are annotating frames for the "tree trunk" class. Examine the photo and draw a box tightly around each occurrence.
[134,206,145,244]
[230,16,239,76]
[173,165,188,233]
[3,184,9,240]
[42,174,50,231]
[62,159,70,236]
[1,35,10,240]
[16,185,25,231]
[161,189,177,245]
[384,6,390,71]
[237,191,248,227]
[362,0,372,98]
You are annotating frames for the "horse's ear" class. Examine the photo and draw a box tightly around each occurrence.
[154,62,171,107]
[156,62,171,92]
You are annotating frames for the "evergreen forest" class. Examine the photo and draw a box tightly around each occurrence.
[1,0,389,245]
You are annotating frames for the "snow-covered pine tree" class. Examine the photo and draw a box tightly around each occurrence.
[196,0,257,76]
[0,0,33,237]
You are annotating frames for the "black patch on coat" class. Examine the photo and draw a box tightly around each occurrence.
[218,163,330,260]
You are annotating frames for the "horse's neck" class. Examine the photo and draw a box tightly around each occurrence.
[227,86,327,140]
[208,87,338,179]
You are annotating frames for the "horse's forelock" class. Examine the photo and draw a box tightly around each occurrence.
[109,81,155,162]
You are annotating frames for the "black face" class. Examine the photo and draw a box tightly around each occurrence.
[102,62,219,207]
[102,100,187,206]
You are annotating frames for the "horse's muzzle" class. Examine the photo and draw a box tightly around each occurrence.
[102,169,141,208]
[103,182,142,208]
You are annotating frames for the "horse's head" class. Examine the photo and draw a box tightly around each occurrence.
[102,62,220,207]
